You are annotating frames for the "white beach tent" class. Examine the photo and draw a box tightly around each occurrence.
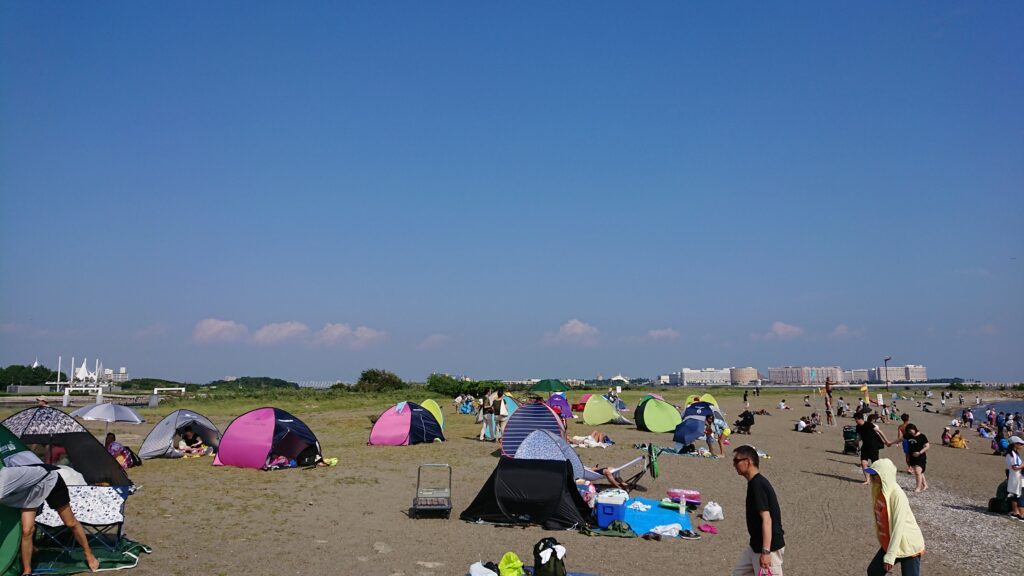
[139,409,220,459]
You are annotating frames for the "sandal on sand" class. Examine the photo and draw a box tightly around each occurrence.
[697,523,718,534]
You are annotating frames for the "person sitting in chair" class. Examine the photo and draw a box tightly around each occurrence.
[591,464,629,491]
[0,465,100,574]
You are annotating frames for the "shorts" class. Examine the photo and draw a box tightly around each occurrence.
[861,449,879,463]
[908,457,927,472]
[45,474,70,510]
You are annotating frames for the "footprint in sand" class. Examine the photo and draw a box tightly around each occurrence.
[374,542,393,554]
[416,561,443,569]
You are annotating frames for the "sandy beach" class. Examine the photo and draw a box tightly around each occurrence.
[7,391,1022,575]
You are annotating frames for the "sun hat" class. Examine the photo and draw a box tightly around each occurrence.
[1010,436,1024,445]
[35,396,48,403]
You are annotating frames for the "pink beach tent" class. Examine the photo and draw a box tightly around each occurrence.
[213,407,321,469]
[368,401,445,446]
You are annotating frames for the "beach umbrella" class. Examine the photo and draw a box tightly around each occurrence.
[70,403,144,433]
[530,379,568,393]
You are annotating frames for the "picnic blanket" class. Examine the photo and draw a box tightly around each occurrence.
[623,497,693,536]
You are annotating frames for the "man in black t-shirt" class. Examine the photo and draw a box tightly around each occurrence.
[732,445,785,575]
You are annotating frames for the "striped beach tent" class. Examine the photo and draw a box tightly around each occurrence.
[500,402,564,457]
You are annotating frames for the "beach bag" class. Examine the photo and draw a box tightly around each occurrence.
[702,501,724,521]
[532,537,567,576]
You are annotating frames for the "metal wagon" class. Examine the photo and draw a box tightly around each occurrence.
[410,463,452,519]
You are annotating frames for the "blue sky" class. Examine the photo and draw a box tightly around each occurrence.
[2,2,1022,383]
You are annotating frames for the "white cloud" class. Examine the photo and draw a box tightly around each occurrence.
[192,318,248,343]
[754,321,804,341]
[313,323,387,349]
[252,321,310,345]
[542,319,600,347]
[0,322,48,338]
[828,323,864,340]
[417,334,450,350]
[959,323,998,336]
[134,323,168,340]
[646,328,680,341]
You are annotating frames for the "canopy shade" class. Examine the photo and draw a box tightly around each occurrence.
[70,403,144,424]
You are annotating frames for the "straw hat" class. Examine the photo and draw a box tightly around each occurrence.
[35,396,48,404]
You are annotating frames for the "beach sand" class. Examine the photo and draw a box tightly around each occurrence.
[20,393,1024,575]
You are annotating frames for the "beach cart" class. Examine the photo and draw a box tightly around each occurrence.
[410,463,452,519]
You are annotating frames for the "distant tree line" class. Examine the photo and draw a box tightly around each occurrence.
[0,364,65,387]
[425,373,504,397]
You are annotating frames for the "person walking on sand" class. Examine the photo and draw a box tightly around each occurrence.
[891,413,913,475]
[731,445,785,576]
[864,459,925,575]
[903,424,930,492]
[857,413,890,485]
[0,466,100,575]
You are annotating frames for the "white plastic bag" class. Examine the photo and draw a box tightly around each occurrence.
[469,561,498,576]
[702,501,724,521]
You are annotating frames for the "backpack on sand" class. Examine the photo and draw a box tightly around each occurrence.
[532,537,567,576]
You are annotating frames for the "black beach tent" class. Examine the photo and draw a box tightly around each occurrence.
[459,457,592,530]
[0,406,132,486]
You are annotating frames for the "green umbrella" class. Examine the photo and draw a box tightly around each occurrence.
[530,379,568,392]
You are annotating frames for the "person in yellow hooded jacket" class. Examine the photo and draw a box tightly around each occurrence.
[865,458,925,575]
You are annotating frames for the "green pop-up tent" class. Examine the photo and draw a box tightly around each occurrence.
[634,396,683,433]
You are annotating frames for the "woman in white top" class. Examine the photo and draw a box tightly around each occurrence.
[1006,436,1024,520]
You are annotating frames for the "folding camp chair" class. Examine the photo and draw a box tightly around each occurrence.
[582,455,648,492]
[35,485,131,560]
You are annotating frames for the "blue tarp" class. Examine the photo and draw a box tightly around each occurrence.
[622,497,693,536]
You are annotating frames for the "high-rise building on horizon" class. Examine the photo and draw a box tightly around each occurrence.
[768,366,843,385]
[670,368,731,386]
[869,365,927,382]
[730,367,758,384]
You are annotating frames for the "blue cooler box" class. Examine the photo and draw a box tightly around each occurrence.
[596,502,626,528]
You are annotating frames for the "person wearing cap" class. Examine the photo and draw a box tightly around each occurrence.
[864,458,925,575]
[1006,436,1024,520]
[35,396,48,407]
[940,427,952,446]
